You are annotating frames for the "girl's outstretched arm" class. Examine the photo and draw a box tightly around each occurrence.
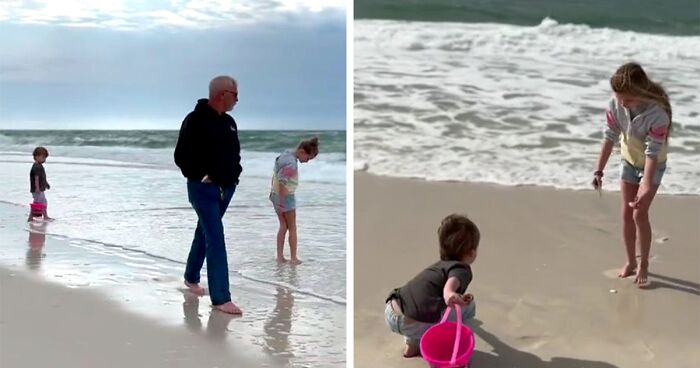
[595,102,620,189]
[593,139,614,189]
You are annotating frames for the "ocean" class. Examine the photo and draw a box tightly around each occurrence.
[0,129,346,366]
[354,0,700,195]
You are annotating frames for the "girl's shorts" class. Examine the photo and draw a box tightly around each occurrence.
[620,160,666,186]
[269,193,296,213]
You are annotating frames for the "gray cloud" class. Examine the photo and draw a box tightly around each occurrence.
[0,0,345,30]
[0,13,346,130]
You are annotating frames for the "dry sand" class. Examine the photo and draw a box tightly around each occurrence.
[354,172,700,368]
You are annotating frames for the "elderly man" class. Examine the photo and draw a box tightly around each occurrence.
[174,75,242,314]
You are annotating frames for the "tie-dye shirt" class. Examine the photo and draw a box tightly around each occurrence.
[270,150,299,195]
[604,98,670,168]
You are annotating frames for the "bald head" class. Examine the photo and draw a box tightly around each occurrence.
[209,76,237,99]
[207,75,239,114]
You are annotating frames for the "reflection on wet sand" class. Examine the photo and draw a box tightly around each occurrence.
[26,222,47,270]
[264,286,295,358]
[181,292,238,342]
[182,293,203,332]
[263,263,298,363]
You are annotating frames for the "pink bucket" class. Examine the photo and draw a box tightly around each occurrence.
[420,304,475,368]
[29,202,46,216]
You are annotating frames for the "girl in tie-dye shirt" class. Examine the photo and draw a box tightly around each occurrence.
[270,136,319,265]
[592,62,672,288]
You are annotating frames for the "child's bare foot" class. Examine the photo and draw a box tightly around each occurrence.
[290,258,302,265]
[618,263,636,278]
[277,257,288,263]
[403,343,420,358]
[214,301,242,315]
[184,281,205,296]
[635,266,650,287]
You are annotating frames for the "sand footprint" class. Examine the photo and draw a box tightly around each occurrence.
[621,339,656,361]
[602,268,624,279]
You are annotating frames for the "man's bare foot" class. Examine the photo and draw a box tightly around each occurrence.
[403,343,420,358]
[635,266,650,287]
[214,301,242,315]
[290,258,302,265]
[277,257,288,263]
[184,281,205,296]
[618,263,636,278]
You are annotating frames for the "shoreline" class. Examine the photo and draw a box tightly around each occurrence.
[353,168,700,198]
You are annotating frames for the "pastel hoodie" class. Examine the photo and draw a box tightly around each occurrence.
[270,150,299,195]
[604,98,670,168]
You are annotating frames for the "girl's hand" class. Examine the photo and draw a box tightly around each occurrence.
[463,293,474,304]
[445,293,466,306]
[629,183,652,209]
[591,171,603,190]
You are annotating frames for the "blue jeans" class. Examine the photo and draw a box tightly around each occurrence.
[184,180,236,305]
[385,301,476,346]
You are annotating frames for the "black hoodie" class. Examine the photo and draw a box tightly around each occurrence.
[174,99,242,187]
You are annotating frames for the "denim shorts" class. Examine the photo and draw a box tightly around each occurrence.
[269,192,296,213]
[384,300,476,346]
[620,160,666,186]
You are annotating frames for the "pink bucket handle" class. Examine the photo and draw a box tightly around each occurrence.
[451,304,462,366]
[438,304,463,366]
[439,305,452,323]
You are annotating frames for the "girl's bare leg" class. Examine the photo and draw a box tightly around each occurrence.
[276,211,288,262]
[619,181,639,277]
[632,185,659,287]
[284,210,301,265]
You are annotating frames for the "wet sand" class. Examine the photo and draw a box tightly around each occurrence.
[0,203,345,368]
[0,267,268,368]
[354,172,700,368]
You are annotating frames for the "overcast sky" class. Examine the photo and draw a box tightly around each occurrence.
[0,0,346,130]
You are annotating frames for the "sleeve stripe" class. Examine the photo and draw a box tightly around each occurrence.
[649,125,668,140]
[606,110,618,129]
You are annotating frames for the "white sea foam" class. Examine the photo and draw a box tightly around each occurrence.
[0,143,346,185]
[355,18,700,194]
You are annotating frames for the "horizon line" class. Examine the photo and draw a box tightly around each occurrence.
[0,128,346,132]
